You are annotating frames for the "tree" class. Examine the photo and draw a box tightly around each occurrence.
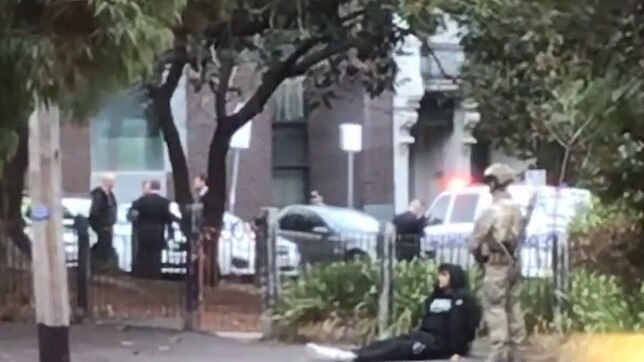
[148,0,446,278]
[430,0,644,206]
[0,0,187,257]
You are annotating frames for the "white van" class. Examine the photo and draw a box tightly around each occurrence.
[421,184,592,277]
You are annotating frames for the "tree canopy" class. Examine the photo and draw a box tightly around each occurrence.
[0,0,186,255]
[149,0,448,230]
[431,0,644,210]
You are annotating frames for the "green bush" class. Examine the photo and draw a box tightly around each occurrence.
[522,277,555,333]
[560,270,642,332]
[274,258,644,341]
[568,199,644,292]
[273,261,378,329]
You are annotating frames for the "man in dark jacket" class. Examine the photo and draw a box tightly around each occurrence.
[306,263,481,361]
[89,173,118,267]
[393,199,427,261]
[129,180,177,279]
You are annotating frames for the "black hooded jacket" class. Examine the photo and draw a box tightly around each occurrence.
[418,263,482,356]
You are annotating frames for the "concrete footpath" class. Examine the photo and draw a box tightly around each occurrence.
[0,323,486,361]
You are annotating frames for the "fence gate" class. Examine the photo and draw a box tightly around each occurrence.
[186,204,265,334]
[74,215,185,329]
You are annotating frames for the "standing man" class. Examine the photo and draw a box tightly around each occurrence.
[193,174,208,202]
[393,199,427,261]
[128,180,152,271]
[89,172,118,269]
[129,180,177,279]
[310,190,325,206]
[469,164,526,362]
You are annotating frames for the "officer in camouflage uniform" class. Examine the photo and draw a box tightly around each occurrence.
[469,163,526,362]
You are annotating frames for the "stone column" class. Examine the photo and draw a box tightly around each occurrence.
[447,99,480,180]
[392,26,424,214]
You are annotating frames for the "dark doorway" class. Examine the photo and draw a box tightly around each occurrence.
[470,141,490,183]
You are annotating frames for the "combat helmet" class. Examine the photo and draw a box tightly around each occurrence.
[483,163,515,189]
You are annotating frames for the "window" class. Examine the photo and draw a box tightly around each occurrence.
[426,195,451,225]
[272,169,308,207]
[279,213,306,231]
[278,209,324,232]
[90,88,164,172]
[273,127,307,167]
[449,193,480,223]
[271,76,308,207]
[271,76,305,122]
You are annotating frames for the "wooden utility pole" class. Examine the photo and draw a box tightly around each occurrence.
[28,103,71,362]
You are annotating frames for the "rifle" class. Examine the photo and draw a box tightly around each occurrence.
[499,191,539,264]
[474,191,539,266]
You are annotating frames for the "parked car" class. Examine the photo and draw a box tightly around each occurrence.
[276,205,380,268]
[421,183,592,277]
[22,197,92,265]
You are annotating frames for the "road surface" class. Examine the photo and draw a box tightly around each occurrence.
[0,323,486,361]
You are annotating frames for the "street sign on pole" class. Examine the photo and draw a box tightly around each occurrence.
[229,102,252,213]
[339,124,363,208]
[28,103,71,362]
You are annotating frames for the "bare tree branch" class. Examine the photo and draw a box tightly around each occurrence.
[289,41,356,76]
[228,35,329,130]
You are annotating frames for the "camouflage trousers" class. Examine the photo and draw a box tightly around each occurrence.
[483,264,527,362]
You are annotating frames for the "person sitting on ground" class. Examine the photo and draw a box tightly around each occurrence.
[306,263,481,361]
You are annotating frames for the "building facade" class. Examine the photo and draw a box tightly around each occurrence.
[60,17,527,221]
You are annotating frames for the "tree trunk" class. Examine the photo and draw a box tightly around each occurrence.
[200,123,233,286]
[149,58,192,241]
[152,92,192,207]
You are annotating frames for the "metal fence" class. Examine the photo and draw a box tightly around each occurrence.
[1,205,568,337]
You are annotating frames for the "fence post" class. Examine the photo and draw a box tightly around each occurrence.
[253,211,268,288]
[259,207,279,339]
[74,215,91,320]
[184,202,202,331]
[551,233,561,331]
[377,221,395,340]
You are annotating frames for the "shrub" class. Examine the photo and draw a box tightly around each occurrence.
[560,270,640,332]
[273,261,378,330]
[273,259,643,343]
[522,277,555,333]
[568,199,644,292]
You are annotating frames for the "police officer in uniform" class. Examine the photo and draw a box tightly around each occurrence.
[129,180,177,279]
[469,163,526,362]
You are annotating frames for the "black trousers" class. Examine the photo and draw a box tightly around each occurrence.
[396,236,421,262]
[355,331,450,362]
[131,226,166,279]
[91,227,117,266]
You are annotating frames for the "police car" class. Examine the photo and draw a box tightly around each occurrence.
[421,180,592,277]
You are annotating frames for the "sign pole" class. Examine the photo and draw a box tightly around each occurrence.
[347,151,355,208]
[28,103,71,362]
[339,123,362,209]
[229,148,241,213]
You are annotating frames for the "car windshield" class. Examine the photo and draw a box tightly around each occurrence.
[314,207,379,233]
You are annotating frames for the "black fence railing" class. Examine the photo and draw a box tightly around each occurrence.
[1,206,570,336]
